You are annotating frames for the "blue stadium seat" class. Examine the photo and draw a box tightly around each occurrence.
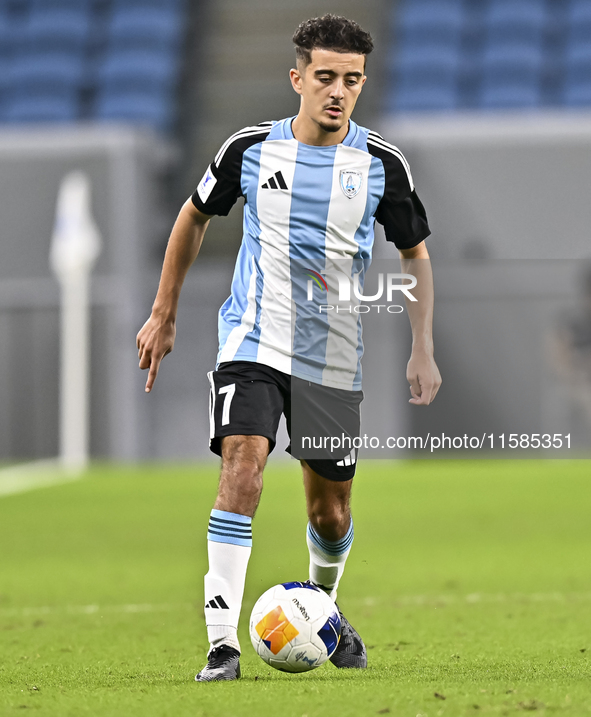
[393,45,460,112]
[29,0,93,8]
[108,7,183,51]
[566,0,591,44]
[393,84,458,113]
[0,13,13,55]
[396,0,464,47]
[96,50,178,92]
[395,45,461,83]
[397,0,464,28]
[479,45,544,108]
[95,89,173,131]
[109,0,185,9]
[3,90,79,122]
[22,9,91,52]
[563,43,591,106]
[484,0,547,48]
[7,52,85,90]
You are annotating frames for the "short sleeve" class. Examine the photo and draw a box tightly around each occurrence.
[191,123,274,216]
[367,134,431,250]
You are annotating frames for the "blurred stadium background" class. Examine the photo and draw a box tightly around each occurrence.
[1,0,591,465]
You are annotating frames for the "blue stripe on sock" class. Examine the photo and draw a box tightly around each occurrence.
[307,520,354,556]
[208,510,253,547]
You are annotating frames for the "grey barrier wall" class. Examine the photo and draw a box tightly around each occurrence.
[379,112,591,455]
[0,125,175,462]
[1,114,590,462]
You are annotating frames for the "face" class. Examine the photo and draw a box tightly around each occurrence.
[290,49,367,134]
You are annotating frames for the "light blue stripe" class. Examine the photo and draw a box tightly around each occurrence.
[210,509,252,525]
[307,520,354,556]
[290,143,337,383]
[350,150,387,388]
[207,531,252,548]
[217,141,265,365]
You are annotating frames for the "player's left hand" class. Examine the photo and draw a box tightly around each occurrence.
[407,350,441,406]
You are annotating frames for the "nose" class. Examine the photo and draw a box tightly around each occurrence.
[330,79,345,101]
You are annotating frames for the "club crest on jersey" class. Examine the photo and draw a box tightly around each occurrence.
[340,170,363,199]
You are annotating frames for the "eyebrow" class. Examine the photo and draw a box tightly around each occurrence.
[314,69,363,78]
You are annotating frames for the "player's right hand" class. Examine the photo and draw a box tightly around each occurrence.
[136,315,176,393]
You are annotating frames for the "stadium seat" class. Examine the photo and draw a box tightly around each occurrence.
[7,52,85,91]
[3,90,79,122]
[29,0,93,8]
[96,49,178,93]
[109,0,186,9]
[563,43,591,106]
[95,89,173,131]
[107,7,183,52]
[0,15,13,58]
[566,0,591,44]
[484,0,548,48]
[396,0,464,50]
[479,44,544,109]
[21,9,91,52]
[395,45,461,83]
[397,0,464,28]
[393,84,457,113]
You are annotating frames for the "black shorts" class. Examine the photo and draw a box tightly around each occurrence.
[207,361,363,481]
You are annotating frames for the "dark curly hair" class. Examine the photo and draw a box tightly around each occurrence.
[293,14,374,66]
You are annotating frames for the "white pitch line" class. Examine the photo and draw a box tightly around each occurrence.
[363,592,591,607]
[0,459,83,497]
[0,603,195,618]
[2,594,591,620]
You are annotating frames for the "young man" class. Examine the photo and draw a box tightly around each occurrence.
[137,15,441,681]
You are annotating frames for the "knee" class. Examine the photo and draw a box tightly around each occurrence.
[309,501,351,542]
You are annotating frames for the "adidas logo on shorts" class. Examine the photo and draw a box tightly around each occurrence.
[336,448,357,467]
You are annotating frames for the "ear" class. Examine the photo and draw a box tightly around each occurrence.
[290,67,303,96]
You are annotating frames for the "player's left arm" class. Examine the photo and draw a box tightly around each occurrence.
[399,241,442,406]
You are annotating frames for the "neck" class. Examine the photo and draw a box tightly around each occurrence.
[291,112,349,146]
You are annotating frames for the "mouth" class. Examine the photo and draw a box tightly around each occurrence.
[324,106,343,119]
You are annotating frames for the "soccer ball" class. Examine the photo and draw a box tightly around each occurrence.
[249,581,341,673]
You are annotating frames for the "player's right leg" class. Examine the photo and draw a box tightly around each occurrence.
[196,434,267,682]
[196,362,286,682]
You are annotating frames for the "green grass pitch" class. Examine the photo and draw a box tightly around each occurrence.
[1,459,590,716]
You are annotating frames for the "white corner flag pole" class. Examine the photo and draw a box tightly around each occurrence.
[50,172,102,474]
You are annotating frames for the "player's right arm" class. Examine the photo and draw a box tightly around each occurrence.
[136,200,211,393]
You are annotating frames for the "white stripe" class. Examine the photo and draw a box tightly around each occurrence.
[367,136,414,191]
[214,124,273,166]
[207,371,216,440]
[322,145,372,390]
[215,123,273,164]
[255,139,299,373]
[0,603,194,617]
[0,459,82,497]
[367,135,413,180]
[218,255,259,363]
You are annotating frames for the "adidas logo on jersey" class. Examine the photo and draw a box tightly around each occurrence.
[205,595,230,609]
[261,171,288,190]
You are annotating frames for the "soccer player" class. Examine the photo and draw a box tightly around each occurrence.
[136,14,441,681]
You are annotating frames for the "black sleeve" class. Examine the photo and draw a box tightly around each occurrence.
[191,123,273,216]
[367,134,431,250]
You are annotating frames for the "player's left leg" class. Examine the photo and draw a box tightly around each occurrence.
[302,461,367,668]
[302,462,353,599]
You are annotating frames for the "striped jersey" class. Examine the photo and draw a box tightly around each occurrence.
[191,116,430,390]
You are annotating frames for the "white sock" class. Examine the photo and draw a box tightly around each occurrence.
[307,519,354,601]
[204,509,252,654]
